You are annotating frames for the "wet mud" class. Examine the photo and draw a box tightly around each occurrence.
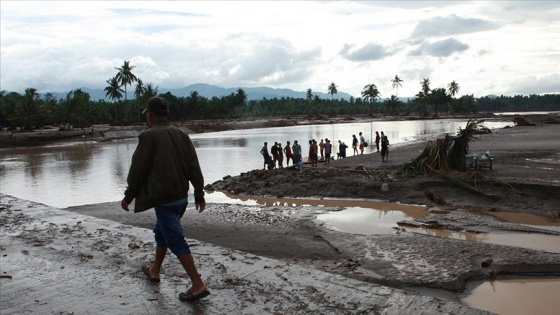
[1,195,490,314]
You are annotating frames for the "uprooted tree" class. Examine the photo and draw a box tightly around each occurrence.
[400,119,507,200]
[402,119,489,176]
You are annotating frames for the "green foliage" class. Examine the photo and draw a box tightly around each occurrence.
[9,88,48,130]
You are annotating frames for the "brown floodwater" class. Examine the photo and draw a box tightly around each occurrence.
[462,278,560,315]
[485,211,560,233]
[0,119,510,208]
[408,227,560,253]
[218,192,429,235]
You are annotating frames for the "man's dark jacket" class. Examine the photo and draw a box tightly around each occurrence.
[123,120,205,213]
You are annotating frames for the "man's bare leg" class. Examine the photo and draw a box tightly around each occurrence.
[178,253,207,295]
[148,246,167,280]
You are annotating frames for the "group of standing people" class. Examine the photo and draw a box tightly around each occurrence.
[353,130,390,162]
[260,141,302,170]
[260,131,390,170]
[260,138,352,170]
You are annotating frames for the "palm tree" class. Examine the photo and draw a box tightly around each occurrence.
[447,80,460,97]
[234,88,247,116]
[446,81,460,114]
[313,95,321,114]
[143,83,159,99]
[421,78,431,95]
[327,82,338,100]
[391,75,403,97]
[415,91,428,115]
[134,79,146,100]
[361,83,380,114]
[115,60,138,101]
[235,88,247,106]
[306,88,313,114]
[105,76,124,120]
[53,89,91,127]
[385,95,400,114]
[420,78,431,115]
[14,88,44,130]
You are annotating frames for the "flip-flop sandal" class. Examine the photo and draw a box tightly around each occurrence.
[179,289,210,302]
[141,265,160,283]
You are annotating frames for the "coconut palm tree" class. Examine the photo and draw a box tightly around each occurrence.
[13,88,45,130]
[143,83,159,99]
[115,60,138,101]
[429,88,451,115]
[448,80,460,97]
[327,82,338,100]
[419,78,431,115]
[52,89,91,127]
[385,95,401,114]
[235,88,247,106]
[391,75,403,97]
[105,76,124,101]
[104,76,124,120]
[313,95,321,114]
[306,88,313,114]
[361,83,380,114]
[134,79,146,100]
[421,78,431,95]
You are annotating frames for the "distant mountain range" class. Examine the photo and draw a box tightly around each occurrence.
[40,83,356,102]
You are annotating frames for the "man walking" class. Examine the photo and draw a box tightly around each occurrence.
[121,96,210,302]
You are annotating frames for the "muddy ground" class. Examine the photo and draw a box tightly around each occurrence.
[59,114,560,306]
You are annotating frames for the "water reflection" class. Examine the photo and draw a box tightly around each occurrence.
[0,119,510,208]
[462,278,560,315]
[316,207,421,235]
[408,228,560,253]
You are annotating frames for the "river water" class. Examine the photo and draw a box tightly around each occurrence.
[0,118,510,208]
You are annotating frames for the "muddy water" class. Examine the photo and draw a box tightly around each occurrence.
[0,119,510,208]
[485,211,560,233]
[216,192,428,234]
[462,278,560,315]
[408,228,560,253]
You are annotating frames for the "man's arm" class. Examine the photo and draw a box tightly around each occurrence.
[183,135,206,212]
[122,133,153,211]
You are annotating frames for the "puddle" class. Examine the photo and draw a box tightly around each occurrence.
[485,211,560,233]
[211,191,427,217]
[406,228,560,253]
[207,191,428,234]
[461,278,560,315]
[208,192,559,251]
[316,207,426,235]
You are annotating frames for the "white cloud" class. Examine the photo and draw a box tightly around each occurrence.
[409,38,469,57]
[1,1,559,97]
[410,14,501,39]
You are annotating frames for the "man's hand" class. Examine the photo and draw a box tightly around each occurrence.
[195,200,206,213]
[121,199,130,211]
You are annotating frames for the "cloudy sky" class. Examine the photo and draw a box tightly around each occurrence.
[1,1,559,98]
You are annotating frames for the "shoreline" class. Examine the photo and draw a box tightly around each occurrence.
[0,112,506,148]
